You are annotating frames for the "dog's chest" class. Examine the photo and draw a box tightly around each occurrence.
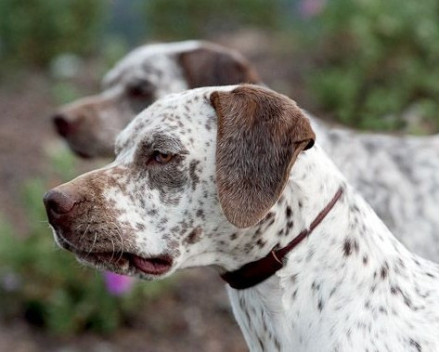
[228,268,437,352]
[227,278,292,352]
[224,197,439,351]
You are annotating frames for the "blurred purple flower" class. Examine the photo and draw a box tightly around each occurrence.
[1,271,21,292]
[299,0,327,18]
[104,271,135,296]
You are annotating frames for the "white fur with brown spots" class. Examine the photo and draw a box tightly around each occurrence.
[52,40,439,262]
[45,85,438,352]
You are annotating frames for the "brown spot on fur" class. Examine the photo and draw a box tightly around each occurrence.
[409,339,422,352]
[136,222,145,231]
[256,239,266,248]
[189,160,200,191]
[318,299,323,312]
[184,227,203,244]
[196,209,204,220]
[380,265,388,279]
[353,240,359,253]
[343,239,352,256]
[147,208,157,216]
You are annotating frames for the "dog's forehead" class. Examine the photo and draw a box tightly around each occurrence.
[115,86,236,156]
[139,88,213,126]
[102,41,203,87]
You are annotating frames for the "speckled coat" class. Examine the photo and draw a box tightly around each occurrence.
[46,85,439,352]
[53,40,439,262]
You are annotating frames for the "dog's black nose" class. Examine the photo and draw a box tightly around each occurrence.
[43,189,76,217]
[52,114,75,138]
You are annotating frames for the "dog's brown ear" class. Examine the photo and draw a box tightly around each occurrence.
[178,46,261,88]
[210,85,315,228]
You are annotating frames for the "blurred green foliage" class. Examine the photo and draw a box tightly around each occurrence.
[0,0,106,67]
[50,81,84,105]
[143,0,282,39]
[0,147,174,335]
[303,0,439,131]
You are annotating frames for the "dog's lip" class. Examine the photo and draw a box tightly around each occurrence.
[72,148,92,159]
[130,254,173,276]
[73,250,173,276]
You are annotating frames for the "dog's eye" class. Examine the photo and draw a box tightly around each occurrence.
[152,151,173,164]
[127,80,153,98]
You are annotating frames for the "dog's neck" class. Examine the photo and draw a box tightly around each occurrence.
[227,144,422,351]
[220,144,350,271]
[231,144,410,265]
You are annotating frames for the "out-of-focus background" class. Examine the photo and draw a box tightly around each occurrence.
[0,1,438,351]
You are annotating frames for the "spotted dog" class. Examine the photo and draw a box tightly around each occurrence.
[52,40,259,158]
[51,40,439,262]
[44,85,439,351]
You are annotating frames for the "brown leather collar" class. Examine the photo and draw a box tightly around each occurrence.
[221,187,344,290]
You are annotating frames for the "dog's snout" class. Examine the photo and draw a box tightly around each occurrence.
[52,113,77,137]
[43,189,77,220]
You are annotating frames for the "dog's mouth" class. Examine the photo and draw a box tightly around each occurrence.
[68,143,94,159]
[55,235,173,277]
[73,149,92,159]
[130,253,173,276]
[75,251,173,276]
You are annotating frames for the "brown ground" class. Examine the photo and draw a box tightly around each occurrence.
[0,74,53,232]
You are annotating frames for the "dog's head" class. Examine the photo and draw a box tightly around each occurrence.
[44,85,314,277]
[51,41,260,158]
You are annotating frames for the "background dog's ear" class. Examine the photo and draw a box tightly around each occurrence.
[210,85,315,228]
[178,46,261,88]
